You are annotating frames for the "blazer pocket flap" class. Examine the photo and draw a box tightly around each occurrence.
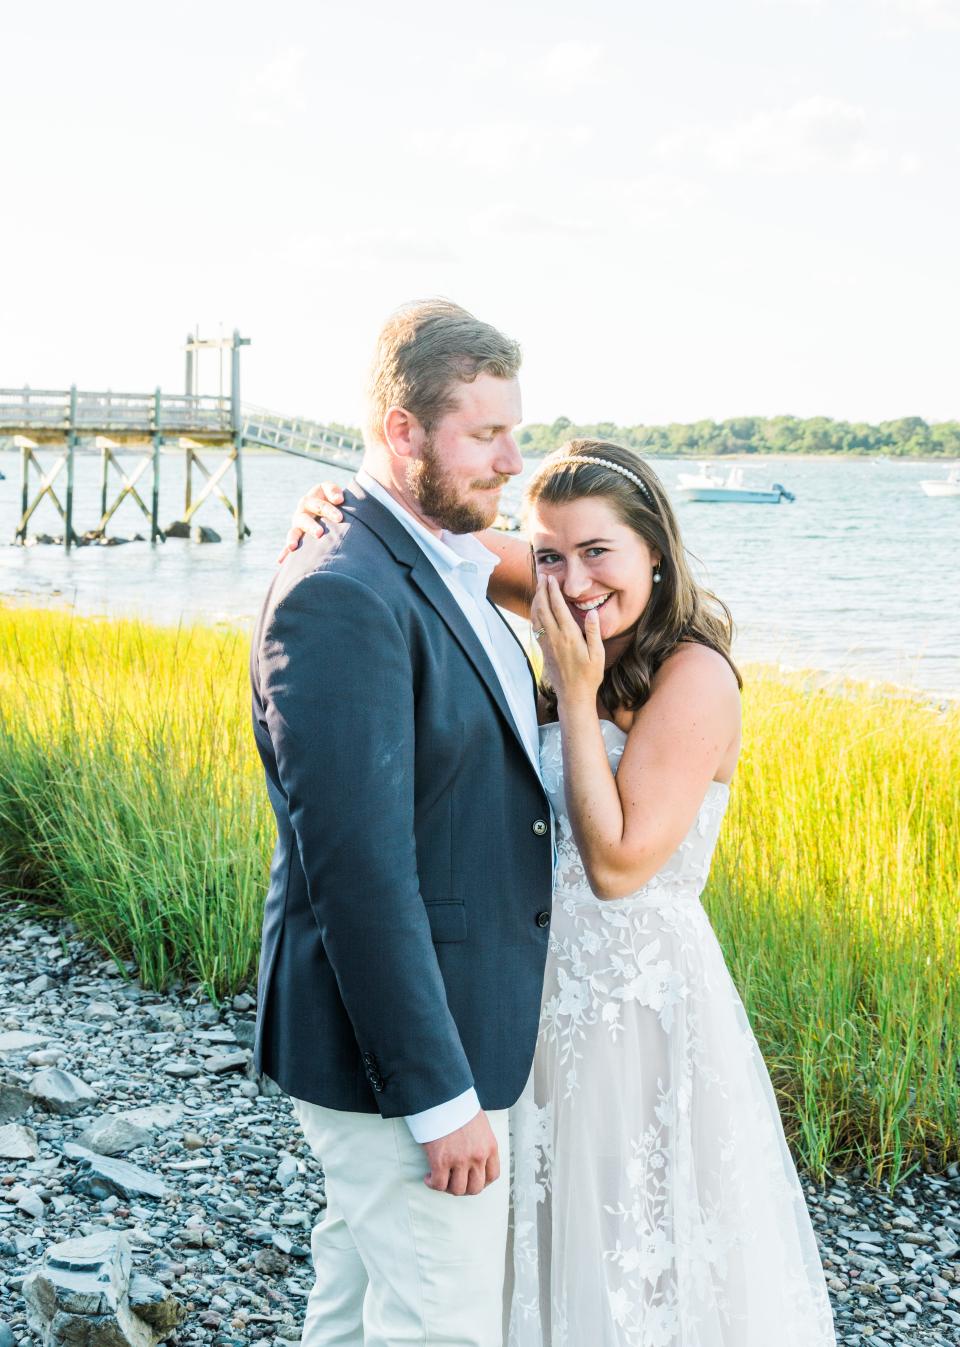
[424,901,467,943]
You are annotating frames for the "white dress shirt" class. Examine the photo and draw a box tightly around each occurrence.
[356,468,542,1142]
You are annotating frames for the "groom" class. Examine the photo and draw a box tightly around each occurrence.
[250,300,552,1346]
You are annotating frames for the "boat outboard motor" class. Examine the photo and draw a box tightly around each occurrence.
[772,483,795,503]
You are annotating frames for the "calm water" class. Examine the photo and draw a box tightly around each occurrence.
[1,450,957,697]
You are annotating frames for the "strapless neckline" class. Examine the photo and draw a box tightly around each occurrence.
[538,717,732,797]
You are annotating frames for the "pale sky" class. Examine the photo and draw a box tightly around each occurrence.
[2,0,957,428]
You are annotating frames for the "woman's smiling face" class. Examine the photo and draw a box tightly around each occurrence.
[527,497,661,640]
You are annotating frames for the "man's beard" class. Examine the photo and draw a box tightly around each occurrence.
[407,435,511,534]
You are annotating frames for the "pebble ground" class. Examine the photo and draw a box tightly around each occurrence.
[1,910,957,1346]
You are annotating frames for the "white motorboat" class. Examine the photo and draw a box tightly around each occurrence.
[675,463,795,504]
[920,466,960,498]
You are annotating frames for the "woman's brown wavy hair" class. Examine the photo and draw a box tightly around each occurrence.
[523,440,742,719]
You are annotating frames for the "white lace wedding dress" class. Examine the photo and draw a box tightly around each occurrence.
[506,719,837,1347]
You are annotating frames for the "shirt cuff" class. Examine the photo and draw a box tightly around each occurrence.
[404,1087,481,1144]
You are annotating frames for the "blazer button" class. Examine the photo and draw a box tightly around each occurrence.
[532,819,548,836]
[536,910,550,928]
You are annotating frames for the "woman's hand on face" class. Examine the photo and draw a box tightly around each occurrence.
[531,574,605,709]
[276,482,346,564]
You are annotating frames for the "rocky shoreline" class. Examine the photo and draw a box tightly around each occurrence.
[1,910,957,1346]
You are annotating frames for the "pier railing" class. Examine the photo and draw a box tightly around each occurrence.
[0,388,365,465]
[0,387,233,438]
[0,384,366,547]
[240,405,364,469]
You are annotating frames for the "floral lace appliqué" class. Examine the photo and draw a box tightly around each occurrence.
[506,720,837,1347]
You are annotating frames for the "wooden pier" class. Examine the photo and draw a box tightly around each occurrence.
[0,331,364,548]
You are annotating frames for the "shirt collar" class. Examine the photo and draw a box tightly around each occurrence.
[357,468,500,581]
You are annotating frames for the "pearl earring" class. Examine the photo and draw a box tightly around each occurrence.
[653,564,662,584]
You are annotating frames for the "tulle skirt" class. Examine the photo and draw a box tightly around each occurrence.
[505,887,837,1347]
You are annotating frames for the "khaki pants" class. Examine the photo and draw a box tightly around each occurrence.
[292,1097,510,1347]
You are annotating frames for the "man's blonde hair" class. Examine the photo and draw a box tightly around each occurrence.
[365,299,521,446]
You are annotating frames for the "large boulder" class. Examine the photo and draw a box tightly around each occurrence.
[0,1080,33,1124]
[63,1146,168,1202]
[29,1069,98,1117]
[22,1230,183,1346]
[76,1117,153,1158]
[0,1123,38,1159]
[0,1031,46,1055]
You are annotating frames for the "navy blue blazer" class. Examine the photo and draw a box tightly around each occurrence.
[250,485,553,1117]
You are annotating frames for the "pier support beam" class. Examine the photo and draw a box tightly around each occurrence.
[14,425,79,549]
[65,386,77,551]
[91,436,157,540]
[231,329,250,541]
[172,329,251,539]
[151,387,162,543]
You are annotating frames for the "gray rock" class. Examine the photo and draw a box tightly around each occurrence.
[160,1061,199,1079]
[0,1030,46,1054]
[838,1228,885,1244]
[254,1247,288,1275]
[64,1145,168,1201]
[162,520,220,543]
[26,974,56,998]
[0,1080,33,1123]
[118,1103,183,1133]
[85,1001,119,1020]
[232,1020,256,1049]
[27,1047,67,1067]
[11,1184,46,1219]
[76,1116,154,1157]
[0,1121,39,1159]
[193,1027,236,1044]
[127,1273,184,1332]
[205,1050,250,1074]
[22,1230,183,1346]
[216,1201,248,1220]
[29,1067,98,1116]
[276,1155,298,1188]
[0,1320,15,1347]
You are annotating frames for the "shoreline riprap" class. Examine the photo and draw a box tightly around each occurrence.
[0,910,322,1347]
[1,911,959,1345]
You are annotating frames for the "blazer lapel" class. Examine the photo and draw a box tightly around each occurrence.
[343,485,540,773]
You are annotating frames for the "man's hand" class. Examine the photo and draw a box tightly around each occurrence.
[276,481,346,564]
[422,1110,500,1196]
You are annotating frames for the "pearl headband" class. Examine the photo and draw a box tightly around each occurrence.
[544,455,656,509]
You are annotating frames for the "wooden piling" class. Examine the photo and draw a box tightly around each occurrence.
[151,387,162,543]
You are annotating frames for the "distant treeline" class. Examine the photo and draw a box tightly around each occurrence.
[323,415,959,459]
[516,415,960,459]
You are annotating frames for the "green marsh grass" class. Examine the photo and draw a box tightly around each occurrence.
[1,604,957,1188]
[0,605,272,999]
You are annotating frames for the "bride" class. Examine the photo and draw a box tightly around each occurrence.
[284,441,837,1347]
